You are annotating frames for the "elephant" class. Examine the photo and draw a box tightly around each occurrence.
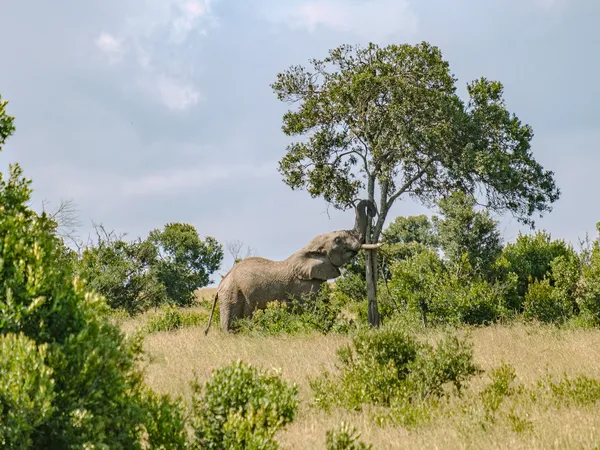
[204,199,381,334]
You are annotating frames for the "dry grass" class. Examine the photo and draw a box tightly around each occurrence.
[194,286,218,302]
[129,313,600,449]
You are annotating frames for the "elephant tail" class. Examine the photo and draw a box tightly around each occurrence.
[204,292,219,336]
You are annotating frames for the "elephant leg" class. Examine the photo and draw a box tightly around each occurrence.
[220,288,245,332]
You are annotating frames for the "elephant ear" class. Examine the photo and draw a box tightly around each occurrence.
[295,252,340,281]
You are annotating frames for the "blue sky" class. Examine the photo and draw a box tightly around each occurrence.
[1,0,598,283]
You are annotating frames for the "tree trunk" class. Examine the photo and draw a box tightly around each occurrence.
[364,174,381,327]
[366,248,380,327]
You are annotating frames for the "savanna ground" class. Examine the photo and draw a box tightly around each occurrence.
[119,287,600,450]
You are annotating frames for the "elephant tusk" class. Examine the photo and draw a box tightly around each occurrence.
[361,243,383,250]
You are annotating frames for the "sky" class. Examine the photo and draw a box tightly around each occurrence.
[1,0,599,284]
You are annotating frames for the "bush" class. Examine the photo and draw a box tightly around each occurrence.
[429,274,509,326]
[503,230,575,307]
[144,305,207,333]
[387,249,444,325]
[406,332,482,400]
[76,232,168,315]
[191,360,299,449]
[537,373,600,407]
[0,112,189,448]
[523,278,571,324]
[0,333,54,449]
[333,271,367,303]
[76,223,224,315]
[387,251,510,326]
[310,321,480,411]
[521,250,582,324]
[235,301,310,335]
[576,224,600,324]
[325,422,372,450]
[479,362,519,421]
[235,284,358,335]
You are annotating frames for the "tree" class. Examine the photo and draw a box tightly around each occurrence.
[0,95,15,149]
[148,222,224,306]
[271,41,560,326]
[76,225,167,314]
[382,214,438,247]
[432,190,503,279]
[76,222,223,313]
[502,230,574,306]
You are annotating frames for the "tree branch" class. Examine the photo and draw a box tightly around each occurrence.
[371,160,435,241]
[347,126,371,175]
[387,160,435,205]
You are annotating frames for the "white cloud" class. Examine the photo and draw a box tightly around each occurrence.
[153,75,201,110]
[95,32,126,63]
[171,0,214,42]
[261,0,418,42]
[93,0,216,110]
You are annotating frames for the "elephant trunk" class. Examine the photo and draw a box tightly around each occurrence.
[353,199,377,244]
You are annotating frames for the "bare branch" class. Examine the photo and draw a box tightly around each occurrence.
[244,246,257,258]
[226,239,244,262]
[44,198,83,245]
[226,239,256,267]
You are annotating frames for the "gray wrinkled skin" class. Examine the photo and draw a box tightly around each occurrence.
[205,200,377,334]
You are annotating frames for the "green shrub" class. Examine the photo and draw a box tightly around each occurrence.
[550,253,581,305]
[388,251,510,326]
[325,422,372,450]
[191,360,299,449]
[76,234,168,315]
[523,278,571,324]
[236,284,358,335]
[0,118,189,447]
[431,276,508,326]
[537,373,600,407]
[387,249,444,325]
[502,230,575,307]
[0,333,55,449]
[76,223,224,315]
[576,224,600,325]
[310,321,480,411]
[290,283,356,333]
[333,272,367,303]
[406,333,482,400]
[144,305,207,333]
[479,362,519,420]
[521,249,582,324]
[220,408,281,450]
[236,301,309,335]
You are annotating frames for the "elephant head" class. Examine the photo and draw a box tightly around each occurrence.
[290,199,378,281]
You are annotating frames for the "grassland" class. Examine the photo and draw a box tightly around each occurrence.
[121,289,600,449]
